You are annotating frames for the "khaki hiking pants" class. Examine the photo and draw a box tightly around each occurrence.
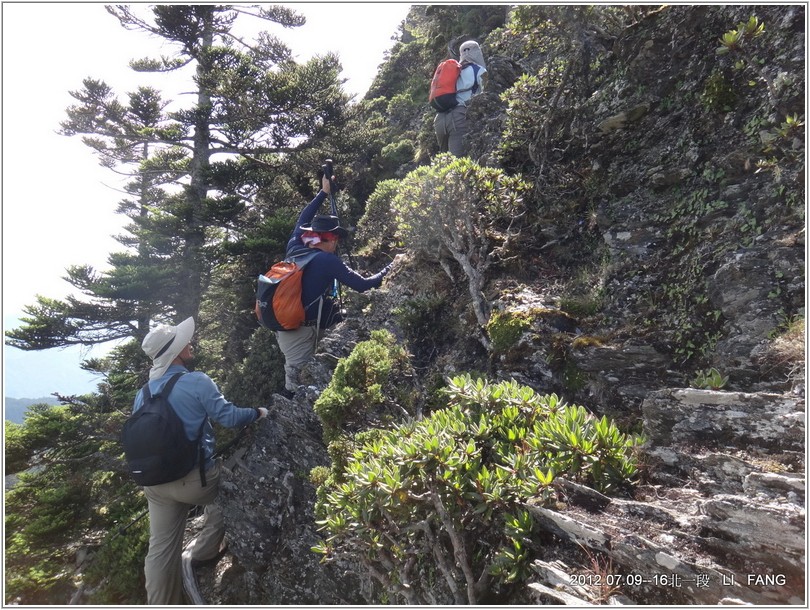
[142,459,224,605]
[276,325,320,392]
[434,104,469,157]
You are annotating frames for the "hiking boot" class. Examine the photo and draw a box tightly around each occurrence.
[181,549,205,605]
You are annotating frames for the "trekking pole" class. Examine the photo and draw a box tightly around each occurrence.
[448,34,467,60]
[113,507,149,539]
[322,159,357,268]
[322,159,344,306]
[322,159,339,232]
[212,423,252,459]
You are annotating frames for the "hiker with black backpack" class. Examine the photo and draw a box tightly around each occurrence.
[430,40,488,157]
[273,171,402,397]
[126,317,268,605]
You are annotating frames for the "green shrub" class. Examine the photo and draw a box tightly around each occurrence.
[309,465,330,487]
[313,329,414,443]
[392,155,529,337]
[380,139,415,168]
[701,70,737,112]
[692,367,729,390]
[313,374,644,604]
[355,179,401,254]
[498,74,544,170]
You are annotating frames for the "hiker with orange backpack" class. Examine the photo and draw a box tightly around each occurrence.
[273,169,401,397]
[430,40,488,157]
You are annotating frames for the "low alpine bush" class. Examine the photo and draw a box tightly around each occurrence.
[313,374,644,604]
[313,329,414,443]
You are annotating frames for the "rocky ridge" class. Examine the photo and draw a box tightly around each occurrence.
[185,5,804,605]
[190,284,804,605]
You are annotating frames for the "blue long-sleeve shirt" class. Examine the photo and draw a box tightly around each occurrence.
[132,364,258,471]
[286,191,389,328]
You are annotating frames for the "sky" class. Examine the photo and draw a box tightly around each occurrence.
[2,2,412,398]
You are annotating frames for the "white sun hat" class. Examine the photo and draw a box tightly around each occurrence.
[141,317,195,380]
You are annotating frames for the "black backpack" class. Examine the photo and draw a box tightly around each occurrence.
[121,373,208,487]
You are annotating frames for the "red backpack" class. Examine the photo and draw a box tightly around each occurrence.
[429,59,478,112]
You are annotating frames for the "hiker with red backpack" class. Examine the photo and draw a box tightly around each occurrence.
[430,40,488,157]
[273,170,402,397]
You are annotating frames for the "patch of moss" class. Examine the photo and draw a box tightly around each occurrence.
[559,294,603,318]
[486,310,533,352]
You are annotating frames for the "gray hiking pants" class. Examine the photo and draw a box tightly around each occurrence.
[276,325,321,392]
[142,460,224,605]
[433,104,468,156]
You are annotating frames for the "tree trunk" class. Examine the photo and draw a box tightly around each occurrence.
[181,8,214,322]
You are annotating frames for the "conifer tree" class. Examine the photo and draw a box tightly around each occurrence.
[4,6,351,604]
[6,4,349,352]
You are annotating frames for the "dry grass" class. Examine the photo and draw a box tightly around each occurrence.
[764,316,805,382]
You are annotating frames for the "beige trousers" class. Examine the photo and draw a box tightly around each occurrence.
[142,460,224,605]
[275,326,320,392]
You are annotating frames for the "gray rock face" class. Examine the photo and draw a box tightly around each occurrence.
[707,244,805,385]
[200,395,372,605]
[524,388,804,606]
[643,388,804,451]
[570,341,677,404]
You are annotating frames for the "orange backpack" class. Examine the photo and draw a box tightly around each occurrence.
[429,59,480,112]
[255,250,319,331]
[429,59,464,112]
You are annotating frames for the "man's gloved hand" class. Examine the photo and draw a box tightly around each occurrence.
[381,254,405,278]
[255,407,269,420]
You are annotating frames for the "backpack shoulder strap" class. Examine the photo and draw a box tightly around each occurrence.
[142,372,184,402]
[196,415,209,487]
[470,64,481,94]
[160,372,185,397]
[158,372,208,485]
[455,63,481,95]
[287,248,320,267]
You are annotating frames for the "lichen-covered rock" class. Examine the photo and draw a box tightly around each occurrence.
[210,396,373,605]
[642,388,804,452]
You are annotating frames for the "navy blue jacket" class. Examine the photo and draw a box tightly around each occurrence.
[286,191,389,328]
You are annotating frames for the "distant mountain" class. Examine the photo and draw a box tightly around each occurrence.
[5,396,60,424]
[5,313,110,398]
